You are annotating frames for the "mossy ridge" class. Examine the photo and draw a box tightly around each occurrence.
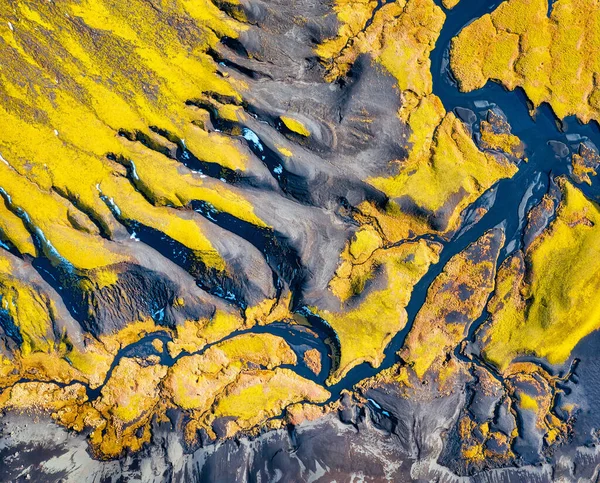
[116,140,266,228]
[479,178,600,371]
[368,108,518,233]
[0,252,58,356]
[280,116,311,137]
[100,176,226,272]
[0,0,271,284]
[400,227,505,380]
[450,0,600,123]
[328,224,384,303]
[316,239,442,385]
[316,0,445,97]
[0,197,36,257]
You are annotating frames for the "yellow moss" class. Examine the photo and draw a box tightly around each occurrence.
[545,427,560,445]
[348,226,383,262]
[0,380,104,437]
[100,318,166,354]
[463,443,486,463]
[442,0,460,8]
[151,339,164,353]
[167,309,244,358]
[0,257,56,356]
[94,357,167,424]
[519,393,539,411]
[217,104,243,122]
[405,330,451,379]
[167,320,209,358]
[401,228,504,378]
[481,179,600,369]
[480,130,522,157]
[245,292,294,326]
[277,146,293,157]
[404,94,446,161]
[317,239,442,384]
[0,256,10,274]
[285,402,329,425]
[377,1,445,95]
[212,368,330,433]
[220,333,297,366]
[280,116,311,137]
[368,111,518,232]
[354,200,433,244]
[314,0,378,64]
[15,351,81,385]
[65,343,113,388]
[0,381,88,414]
[450,0,600,123]
[165,333,296,411]
[0,355,16,382]
[0,200,36,257]
[572,154,597,185]
[571,143,600,185]
[303,348,322,376]
[480,117,524,158]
